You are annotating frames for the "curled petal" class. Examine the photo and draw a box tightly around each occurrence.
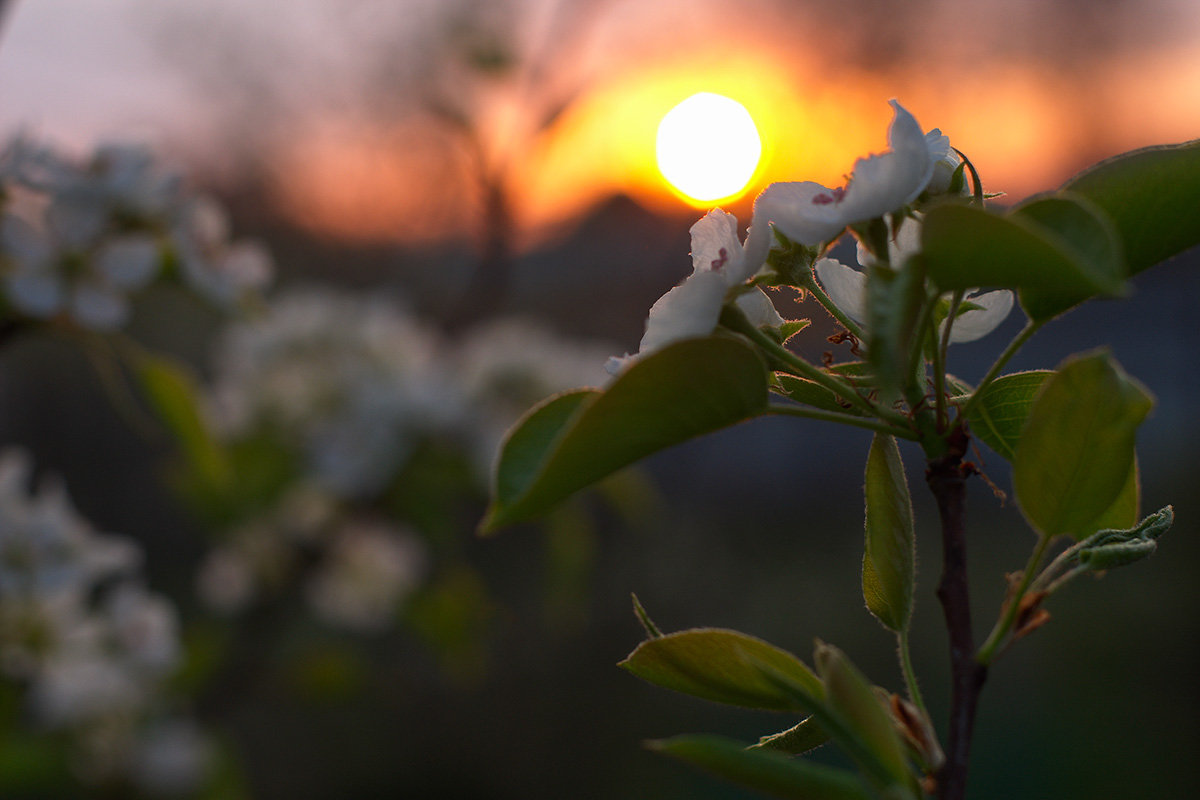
[836,101,933,222]
[924,129,962,195]
[638,270,727,355]
[945,290,1014,343]
[814,258,868,323]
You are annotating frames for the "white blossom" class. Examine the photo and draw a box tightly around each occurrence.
[208,289,457,497]
[306,520,426,632]
[745,101,969,277]
[815,216,1013,343]
[607,209,782,373]
[0,136,272,328]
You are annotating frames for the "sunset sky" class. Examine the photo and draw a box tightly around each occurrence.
[2,0,1198,246]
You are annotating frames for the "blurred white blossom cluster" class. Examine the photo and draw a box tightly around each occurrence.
[0,449,209,794]
[197,288,614,630]
[0,136,271,330]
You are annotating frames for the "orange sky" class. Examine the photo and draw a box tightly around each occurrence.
[271,26,1200,247]
[3,0,1198,248]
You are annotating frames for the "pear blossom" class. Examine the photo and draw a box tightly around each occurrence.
[208,289,459,497]
[0,135,272,328]
[173,195,273,307]
[0,211,159,329]
[607,208,783,373]
[305,520,427,632]
[814,216,1013,344]
[744,101,967,277]
[0,447,206,790]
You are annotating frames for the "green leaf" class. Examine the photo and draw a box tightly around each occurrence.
[963,370,1053,460]
[753,717,831,756]
[1013,351,1154,539]
[619,628,822,712]
[1078,456,1140,536]
[482,336,769,532]
[866,262,925,402]
[1010,193,1126,319]
[1076,505,1174,570]
[135,352,230,490]
[1063,139,1200,274]
[921,203,1125,322]
[491,389,599,511]
[631,593,663,639]
[862,434,915,633]
[774,374,868,417]
[814,642,914,791]
[650,735,873,800]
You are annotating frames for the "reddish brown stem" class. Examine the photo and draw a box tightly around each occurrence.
[926,428,988,800]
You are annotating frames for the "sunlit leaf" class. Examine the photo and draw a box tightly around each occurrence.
[619,628,822,712]
[1063,139,1200,274]
[482,336,769,532]
[862,434,915,633]
[1013,351,1153,539]
[651,735,873,800]
[753,717,830,756]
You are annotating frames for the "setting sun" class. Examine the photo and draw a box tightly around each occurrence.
[656,92,762,204]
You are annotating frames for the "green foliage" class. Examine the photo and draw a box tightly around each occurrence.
[135,351,231,492]
[752,717,830,756]
[1013,351,1153,539]
[650,735,874,800]
[921,201,1124,322]
[482,336,769,531]
[961,370,1051,460]
[862,434,915,633]
[814,642,914,792]
[1064,139,1200,275]
[775,374,868,417]
[619,628,822,712]
[1076,505,1174,570]
[866,261,926,401]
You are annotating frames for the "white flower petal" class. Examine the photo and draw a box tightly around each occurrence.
[689,209,742,276]
[735,287,784,329]
[71,282,129,330]
[1,213,53,267]
[814,258,868,323]
[46,198,107,250]
[946,290,1014,343]
[924,128,962,194]
[94,235,160,289]
[638,270,726,354]
[835,101,932,222]
[6,270,64,316]
[751,181,848,248]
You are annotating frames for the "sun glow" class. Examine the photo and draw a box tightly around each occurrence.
[655,93,762,204]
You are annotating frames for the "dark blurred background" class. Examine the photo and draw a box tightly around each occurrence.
[0,0,1197,797]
